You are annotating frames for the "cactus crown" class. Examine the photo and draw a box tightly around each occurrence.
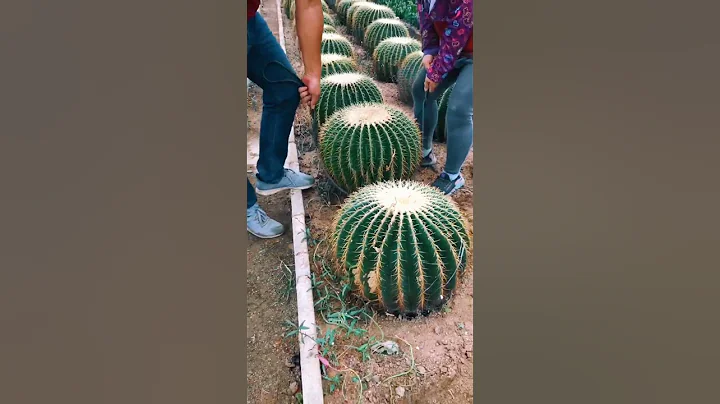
[372,37,422,83]
[319,103,420,193]
[350,4,397,41]
[315,73,383,127]
[321,33,354,58]
[331,180,470,315]
[323,24,337,33]
[364,18,410,53]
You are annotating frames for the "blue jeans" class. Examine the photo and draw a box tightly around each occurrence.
[247,13,301,208]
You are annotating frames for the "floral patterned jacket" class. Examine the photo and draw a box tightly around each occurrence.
[417,0,473,83]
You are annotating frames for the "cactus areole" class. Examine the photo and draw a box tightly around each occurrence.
[332,180,470,315]
[319,103,420,193]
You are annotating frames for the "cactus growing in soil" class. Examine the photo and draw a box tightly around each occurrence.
[331,180,470,315]
[337,0,364,26]
[350,4,397,42]
[320,53,357,78]
[323,12,335,26]
[372,37,422,83]
[345,1,371,29]
[397,51,423,104]
[434,84,455,143]
[321,33,354,58]
[319,103,421,193]
[364,18,410,54]
[315,73,383,129]
[324,24,337,33]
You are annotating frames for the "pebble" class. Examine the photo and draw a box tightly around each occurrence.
[288,382,299,395]
[284,359,295,368]
[372,375,381,383]
[416,366,427,375]
[434,326,441,335]
[441,366,448,374]
[395,386,405,398]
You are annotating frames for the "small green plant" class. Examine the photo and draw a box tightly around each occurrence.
[396,50,423,104]
[284,320,310,339]
[320,53,357,78]
[319,103,421,193]
[331,180,470,315]
[372,37,421,82]
[315,72,383,128]
[364,18,410,53]
[349,3,396,42]
[321,33,354,58]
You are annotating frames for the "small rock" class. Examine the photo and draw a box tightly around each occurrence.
[434,326,442,335]
[466,351,473,360]
[441,366,448,374]
[395,386,405,398]
[441,340,449,345]
[372,375,381,383]
[288,382,299,395]
[416,366,427,375]
[284,359,295,368]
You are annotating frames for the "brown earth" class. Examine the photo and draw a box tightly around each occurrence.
[247,1,474,403]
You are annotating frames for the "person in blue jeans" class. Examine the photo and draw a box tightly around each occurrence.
[247,0,323,238]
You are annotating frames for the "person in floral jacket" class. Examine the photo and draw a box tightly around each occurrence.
[413,0,473,195]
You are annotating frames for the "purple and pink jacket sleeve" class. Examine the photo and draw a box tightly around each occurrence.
[417,0,473,83]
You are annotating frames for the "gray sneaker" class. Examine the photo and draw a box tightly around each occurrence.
[421,151,437,167]
[247,203,284,238]
[255,168,315,196]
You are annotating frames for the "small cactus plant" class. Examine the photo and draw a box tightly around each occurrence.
[315,73,383,129]
[435,84,455,143]
[323,24,337,33]
[372,37,422,83]
[319,103,421,193]
[321,33,354,58]
[321,53,357,78]
[323,12,335,26]
[350,4,396,42]
[397,51,423,104]
[337,0,364,26]
[331,180,470,315]
[364,18,410,54]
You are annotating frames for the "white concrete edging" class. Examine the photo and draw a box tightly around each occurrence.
[275,2,324,403]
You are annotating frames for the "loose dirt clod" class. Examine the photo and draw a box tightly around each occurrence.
[289,381,299,395]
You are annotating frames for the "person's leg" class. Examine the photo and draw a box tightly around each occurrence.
[247,13,313,196]
[247,177,257,209]
[430,61,473,195]
[411,67,457,166]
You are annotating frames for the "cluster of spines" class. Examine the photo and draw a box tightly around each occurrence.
[315,73,383,128]
[336,0,364,26]
[321,33,354,58]
[320,53,357,78]
[396,51,423,104]
[331,180,470,315]
[372,37,422,83]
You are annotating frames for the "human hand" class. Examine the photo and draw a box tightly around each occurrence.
[424,76,439,93]
[422,54,434,70]
[299,72,321,109]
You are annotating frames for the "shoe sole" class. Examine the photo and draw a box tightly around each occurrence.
[248,228,285,239]
[255,183,314,196]
[446,179,466,195]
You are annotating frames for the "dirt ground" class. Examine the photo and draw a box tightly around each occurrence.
[247,1,474,403]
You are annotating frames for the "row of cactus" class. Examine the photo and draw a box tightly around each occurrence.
[314,3,468,316]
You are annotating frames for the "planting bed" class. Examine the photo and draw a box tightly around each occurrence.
[248,1,474,402]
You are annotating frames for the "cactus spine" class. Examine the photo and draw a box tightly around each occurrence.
[350,4,397,42]
[319,103,420,193]
[323,12,335,26]
[332,180,470,315]
[320,53,357,78]
[321,33,354,58]
[364,18,410,54]
[372,37,422,83]
[315,73,383,129]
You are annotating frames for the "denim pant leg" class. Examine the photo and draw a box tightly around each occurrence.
[247,13,301,192]
[247,178,257,209]
[411,67,456,151]
[443,63,473,175]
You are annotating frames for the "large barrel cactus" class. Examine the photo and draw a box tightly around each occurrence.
[331,180,470,315]
[315,73,383,129]
[350,3,396,42]
[337,0,364,26]
[434,84,455,143]
[345,1,371,30]
[372,37,421,82]
[397,51,423,104]
[364,18,410,54]
[323,12,335,26]
[321,33,354,58]
[324,24,337,33]
[319,103,420,193]
[320,53,357,78]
